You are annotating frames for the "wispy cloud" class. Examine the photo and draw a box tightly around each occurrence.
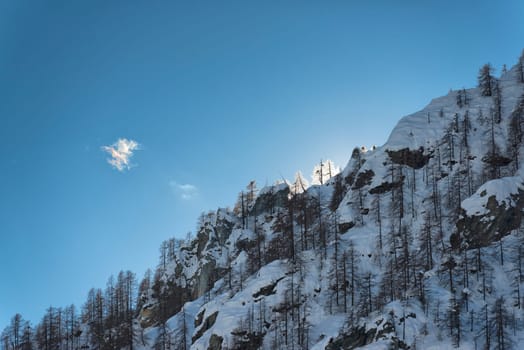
[169,181,198,200]
[101,138,140,171]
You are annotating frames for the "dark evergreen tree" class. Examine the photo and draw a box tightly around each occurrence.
[493,81,502,124]
[518,49,524,84]
[478,63,495,97]
[490,297,512,350]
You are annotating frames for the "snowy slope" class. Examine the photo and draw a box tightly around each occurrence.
[128,59,524,350]
[10,55,524,350]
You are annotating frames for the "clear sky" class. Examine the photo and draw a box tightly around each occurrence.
[1,0,523,330]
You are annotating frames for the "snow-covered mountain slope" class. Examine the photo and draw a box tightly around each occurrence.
[5,55,524,350]
[126,58,524,350]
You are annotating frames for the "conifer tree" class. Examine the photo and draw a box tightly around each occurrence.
[478,63,494,97]
[518,49,524,84]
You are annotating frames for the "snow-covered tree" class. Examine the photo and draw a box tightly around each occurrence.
[291,171,309,195]
[311,159,339,185]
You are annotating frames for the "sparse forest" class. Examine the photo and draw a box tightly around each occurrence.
[4,55,524,350]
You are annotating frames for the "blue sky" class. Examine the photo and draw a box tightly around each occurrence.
[0,0,523,329]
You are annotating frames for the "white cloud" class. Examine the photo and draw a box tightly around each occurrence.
[169,181,198,200]
[101,138,140,171]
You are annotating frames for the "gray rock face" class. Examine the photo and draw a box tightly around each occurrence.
[139,210,236,328]
[369,177,404,195]
[208,334,223,350]
[386,147,430,169]
[193,311,219,344]
[452,189,524,249]
[325,318,403,350]
[193,260,218,299]
[251,185,290,215]
[353,169,375,189]
[214,209,235,245]
[325,325,377,350]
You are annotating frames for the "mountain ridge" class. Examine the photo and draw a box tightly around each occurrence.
[3,52,524,350]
